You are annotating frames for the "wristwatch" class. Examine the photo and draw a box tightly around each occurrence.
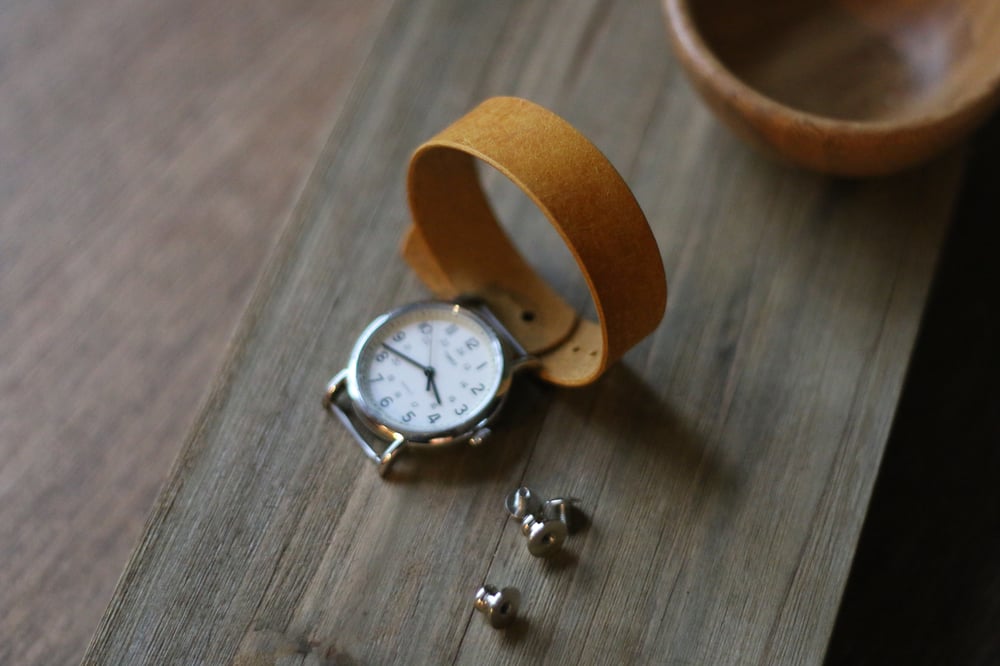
[323,299,536,473]
[324,97,667,475]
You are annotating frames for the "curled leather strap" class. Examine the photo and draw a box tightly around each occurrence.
[402,96,666,386]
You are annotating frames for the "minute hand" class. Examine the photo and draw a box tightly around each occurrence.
[381,343,430,371]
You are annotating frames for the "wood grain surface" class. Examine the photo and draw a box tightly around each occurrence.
[78,1,969,663]
[0,1,381,664]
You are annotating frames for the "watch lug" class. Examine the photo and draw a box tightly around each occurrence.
[509,354,541,373]
[458,298,537,373]
[378,434,407,475]
[322,369,349,411]
[325,369,407,473]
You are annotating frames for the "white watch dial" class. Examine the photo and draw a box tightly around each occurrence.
[351,303,505,435]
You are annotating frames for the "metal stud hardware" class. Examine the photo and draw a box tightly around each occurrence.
[504,487,582,557]
[474,585,520,629]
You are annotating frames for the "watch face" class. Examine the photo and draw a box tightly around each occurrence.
[348,302,506,439]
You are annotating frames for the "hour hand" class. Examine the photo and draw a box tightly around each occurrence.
[428,371,442,405]
[381,343,429,371]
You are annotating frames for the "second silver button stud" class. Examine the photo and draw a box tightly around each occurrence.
[504,486,582,557]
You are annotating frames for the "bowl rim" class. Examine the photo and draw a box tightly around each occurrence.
[663,0,1000,138]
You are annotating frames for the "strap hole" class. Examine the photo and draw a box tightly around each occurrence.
[589,350,597,357]
[521,310,535,322]
[572,346,580,353]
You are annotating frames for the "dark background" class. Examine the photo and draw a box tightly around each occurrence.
[827,114,1000,665]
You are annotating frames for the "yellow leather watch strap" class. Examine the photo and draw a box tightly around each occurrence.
[402,97,666,386]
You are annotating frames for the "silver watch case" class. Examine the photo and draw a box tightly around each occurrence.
[323,300,534,475]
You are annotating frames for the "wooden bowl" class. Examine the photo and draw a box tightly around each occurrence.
[663,0,1000,176]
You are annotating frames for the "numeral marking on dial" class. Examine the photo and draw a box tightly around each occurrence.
[358,306,502,433]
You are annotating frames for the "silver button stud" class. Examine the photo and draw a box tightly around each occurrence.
[474,585,520,629]
[504,487,582,557]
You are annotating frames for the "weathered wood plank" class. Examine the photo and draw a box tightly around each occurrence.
[0,1,382,664]
[85,0,962,663]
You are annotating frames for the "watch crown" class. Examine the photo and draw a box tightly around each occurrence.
[468,427,491,447]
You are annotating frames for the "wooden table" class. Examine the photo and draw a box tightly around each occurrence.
[2,1,997,664]
[0,1,382,663]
